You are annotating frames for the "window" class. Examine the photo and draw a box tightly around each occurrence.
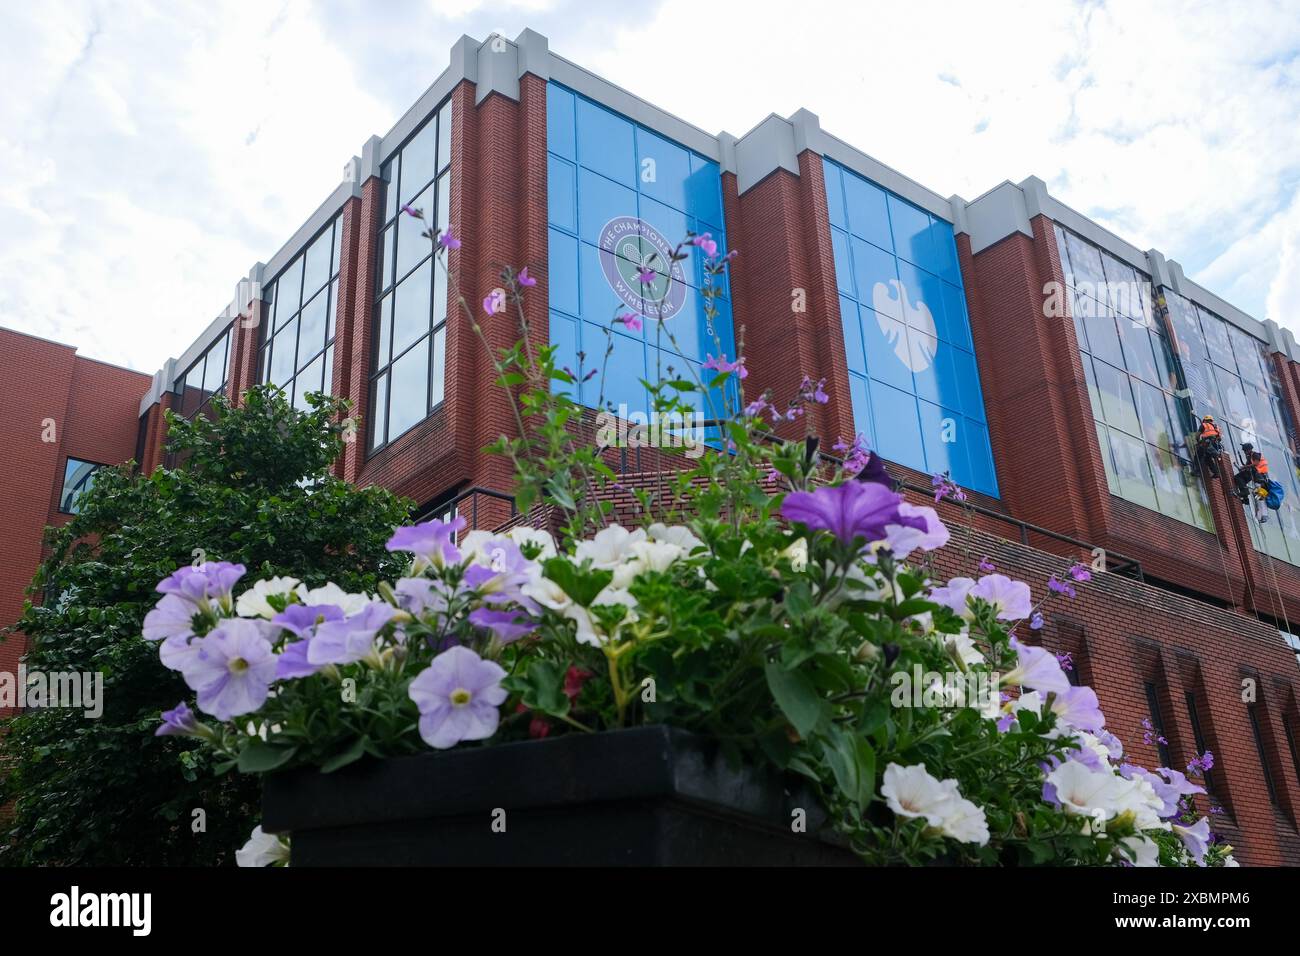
[1284,716,1300,797]
[1283,629,1300,670]
[175,326,232,420]
[1246,704,1279,806]
[1185,690,1217,795]
[546,82,735,431]
[261,216,342,411]
[1057,226,1213,531]
[59,458,103,514]
[827,160,997,496]
[369,99,453,452]
[1164,289,1300,566]
[1143,681,1173,768]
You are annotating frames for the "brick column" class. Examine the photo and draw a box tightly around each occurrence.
[227,300,263,407]
[341,177,383,485]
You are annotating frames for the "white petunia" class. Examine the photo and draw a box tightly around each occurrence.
[507,526,557,559]
[1119,835,1160,867]
[236,826,290,867]
[235,577,302,619]
[563,587,639,647]
[1046,760,1125,818]
[647,522,704,554]
[521,574,572,612]
[298,582,372,615]
[943,631,985,668]
[937,796,990,846]
[575,525,646,570]
[881,763,955,826]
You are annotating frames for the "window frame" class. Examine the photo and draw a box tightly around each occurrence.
[58,456,106,514]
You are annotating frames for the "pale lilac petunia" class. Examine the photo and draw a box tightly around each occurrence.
[184,618,279,721]
[157,562,246,609]
[780,481,925,548]
[468,607,537,644]
[408,645,508,749]
[871,502,950,560]
[272,603,344,639]
[1172,817,1212,866]
[143,593,206,643]
[1048,685,1106,732]
[1002,637,1072,695]
[930,577,977,617]
[308,601,401,666]
[386,516,466,570]
[275,640,320,680]
[970,574,1032,620]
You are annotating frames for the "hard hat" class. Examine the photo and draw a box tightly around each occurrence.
[1202,415,1214,421]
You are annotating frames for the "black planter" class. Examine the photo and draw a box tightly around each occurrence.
[262,725,861,866]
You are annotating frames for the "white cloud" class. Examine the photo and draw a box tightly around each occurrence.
[1,0,1298,373]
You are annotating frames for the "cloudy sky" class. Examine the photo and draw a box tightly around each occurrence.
[2,0,1298,373]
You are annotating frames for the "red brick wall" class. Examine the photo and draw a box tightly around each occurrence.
[0,329,150,715]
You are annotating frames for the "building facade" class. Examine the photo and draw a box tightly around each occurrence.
[4,29,1300,864]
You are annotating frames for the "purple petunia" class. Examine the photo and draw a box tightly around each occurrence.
[468,607,537,644]
[183,618,279,721]
[1002,637,1071,694]
[272,603,344,639]
[387,516,466,570]
[156,562,247,610]
[780,481,926,548]
[155,701,201,737]
[970,574,1033,621]
[871,502,949,560]
[408,645,508,749]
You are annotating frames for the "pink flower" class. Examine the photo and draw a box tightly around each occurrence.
[691,233,718,258]
[517,266,536,287]
[437,227,461,250]
[401,204,424,219]
[618,311,643,333]
[636,266,656,285]
[483,292,502,316]
[703,353,747,380]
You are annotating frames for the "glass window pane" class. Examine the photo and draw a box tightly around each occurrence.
[433,255,447,328]
[1094,360,1140,435]
[401,120,438,203]
[378,225,395,293]
[1053,225,1072,286]
[369,373,388,451]
[1118,315,1159,384]
[1066,232,1106,289]
[1133,379,1175,448]
[436,172,450,237]
[1214,365,1251,429]
[322,345,334,396]
[376,294,392,370]
[326,278,339,343]
[270,317,298,388]
[295,354,324,411]
[61,458,100,513]
[431,326,445,407]
[392,260,432,358]
[396,185,433,281]
[382,155,400,225]
[298,288,328,367]
[1076,293,1125,368]
[1109,429,1157,510]
[331,218,342,278]
[303,228,332,300]
[1198,305,1233,366]
[387,341,430,441]
[202,341,224,395]
[277,256,304,326]
[437,101,453,171]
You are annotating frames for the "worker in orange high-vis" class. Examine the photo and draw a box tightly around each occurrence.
[1196,415,1223,479]
[1234,444,1269,503]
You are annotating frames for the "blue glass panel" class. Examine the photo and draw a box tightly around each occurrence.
[930,219,962,286]
[848,373,874,447]
[840,295,866,375]
[831,227,854,296]
[595,329,647,414]
[842,167,892,251]
[576,98,635,187]
[888,194,937,272]
[687,154,724,232]
[547,84,576,161]
[638,195,691,269]
[548,229,579,317]
[636,128,690,212]
[823,160,846,231]
[859,304,915,393]
[939,282,974,351]
[949,348,986,423]
[850,237,899,316]
[548,155,576,232]
[549,311,579,396]
[962,420,998,495]
[577,167,638,247]
[869,379,924,468]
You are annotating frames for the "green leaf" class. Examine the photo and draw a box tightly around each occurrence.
[764,660,828,738]
[319,737,369,774]
[542,557,613,607]
[822,727,875,811]
[236,741,298,774]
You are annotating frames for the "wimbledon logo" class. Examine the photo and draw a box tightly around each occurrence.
[872,278,938,373]
[598,216,688,322]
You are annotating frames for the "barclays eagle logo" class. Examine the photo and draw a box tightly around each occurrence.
[872,279,937,373]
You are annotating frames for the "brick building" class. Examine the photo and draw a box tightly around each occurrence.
[3,29,1300,864]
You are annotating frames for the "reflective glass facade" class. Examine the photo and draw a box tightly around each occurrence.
[1163,289,1300,564]
[59,457,101,514]
[261,215,342,411]
[826,159,997,496]
[1054,225,1214,530]
[175,325,231,420]
[370,98,453,452]
[546,82,735,421]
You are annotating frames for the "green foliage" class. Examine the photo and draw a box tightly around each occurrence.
[0,386,411,865]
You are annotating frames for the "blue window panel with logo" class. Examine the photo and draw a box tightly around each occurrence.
[547,81,734,424]
[825,158,998,496]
